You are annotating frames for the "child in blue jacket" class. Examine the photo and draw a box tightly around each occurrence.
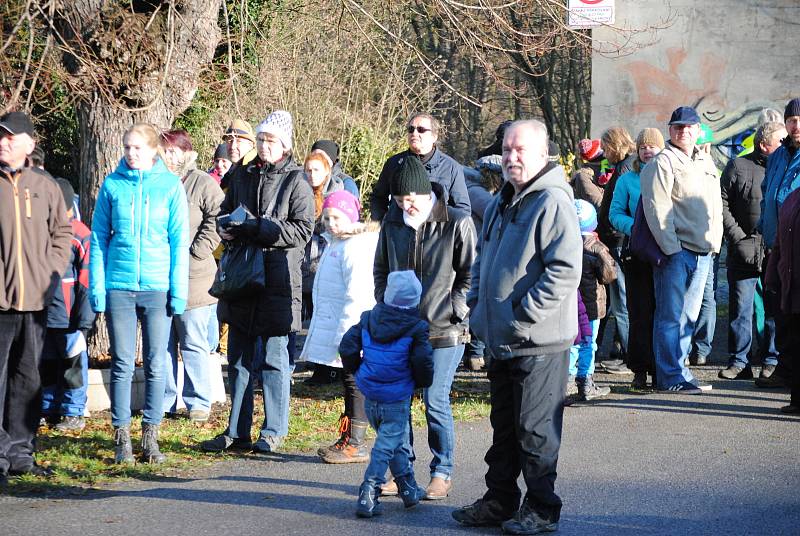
[339,270,434,518]
[40,178,95,431]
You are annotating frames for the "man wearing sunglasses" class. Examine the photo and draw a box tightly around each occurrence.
[369,113,470,221]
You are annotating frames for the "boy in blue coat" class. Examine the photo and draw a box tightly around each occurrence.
[339,270,434,518]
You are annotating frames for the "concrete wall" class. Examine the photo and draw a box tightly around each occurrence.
[591,1,799,164]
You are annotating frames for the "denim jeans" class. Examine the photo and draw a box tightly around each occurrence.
[652,250,711,388]
[465,329,485,359]
[41,330,88,417]
[607,246,629,354]
[207,303,219,353]
[691,254,717,358]
[568,319,600,378]
[225,327,290,440]
[404,344,464,480]
[107,290,171,427]
[163,304,214,414]
[726,268,776,368]
[362,397,413,487]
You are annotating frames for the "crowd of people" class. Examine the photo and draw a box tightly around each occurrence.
[0,97,798,533]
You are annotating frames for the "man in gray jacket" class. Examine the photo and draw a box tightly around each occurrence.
[452,120,581,534]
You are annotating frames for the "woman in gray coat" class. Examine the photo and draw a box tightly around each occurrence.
[161,129,225,422]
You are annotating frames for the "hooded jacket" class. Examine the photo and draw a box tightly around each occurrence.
[300,224,379,367]
[369,148,470,221]
[468,163,582,359]
[579,233,617,320]
[373,182,476,349]
[340,303,433,403]
[89,157,190,314]
[216,154,314,336]
[0,166,72,312]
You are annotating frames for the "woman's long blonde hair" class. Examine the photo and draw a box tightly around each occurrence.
[123,123,166,163]
[600,127,636,165]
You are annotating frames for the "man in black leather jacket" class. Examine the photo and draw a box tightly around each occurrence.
[373,155,476,500]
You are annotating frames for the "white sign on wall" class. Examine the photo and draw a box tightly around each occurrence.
[568,0,615,28]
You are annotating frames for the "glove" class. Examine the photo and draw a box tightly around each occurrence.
[227,218,260,238]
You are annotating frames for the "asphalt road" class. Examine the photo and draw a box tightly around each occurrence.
[2,371,798,536]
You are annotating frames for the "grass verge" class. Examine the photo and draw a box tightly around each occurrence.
[3,370,490,495]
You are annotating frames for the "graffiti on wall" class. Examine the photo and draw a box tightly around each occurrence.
[621,48,782,167]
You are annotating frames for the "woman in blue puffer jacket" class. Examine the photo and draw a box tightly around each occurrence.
[90,123,189,465]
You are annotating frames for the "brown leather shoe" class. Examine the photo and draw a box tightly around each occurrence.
[380,477,398,496]
[424,476,452,500]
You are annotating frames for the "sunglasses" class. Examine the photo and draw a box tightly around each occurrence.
[406,125,432,134]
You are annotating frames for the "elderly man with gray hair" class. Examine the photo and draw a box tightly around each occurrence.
[719,120,787,380]
[452,119,581,534]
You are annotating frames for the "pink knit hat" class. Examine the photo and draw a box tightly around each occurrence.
[322,190,361,223]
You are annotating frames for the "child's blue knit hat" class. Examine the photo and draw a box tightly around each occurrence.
[574,199,597,235]
[385,270,422,309]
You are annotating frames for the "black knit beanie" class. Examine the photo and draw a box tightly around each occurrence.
[311,139,339,163]
[391,156,431,196]
[785,98,800,120]
[213,143,230,161]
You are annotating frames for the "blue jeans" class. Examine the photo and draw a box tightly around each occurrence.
[726,268,775,368]
[207,303,219,353]
[691,255,717,358]
[225,327,290,440]
[163,305,214,413]
[362,397,413,487]
[569,319,600,377]
[405,344,464,480]
[652,250,711,388]
[41,331,88,417]
[608,246,629,354]
[107,290,171,427]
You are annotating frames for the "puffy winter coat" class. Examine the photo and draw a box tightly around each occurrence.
[89,157,190,314]
[340,303,434,403]
[760,139,800,248]
[300,225,379,367]
[579,233,617,320]
[47,218,94,331]
[216,155,314,336]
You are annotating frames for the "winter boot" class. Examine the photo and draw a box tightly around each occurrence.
[141,423,166,464]
[113,426,135,464]
[320,418,369,464]
[356,482,383,518]
[305,364,340,385]
[576,375,611,401]
[395,474,425,508]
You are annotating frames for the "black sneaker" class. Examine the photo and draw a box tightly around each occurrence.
[199,434,252,452]
[631,372,649,390]
[658,381,701,394]
[754,368,786,388]
[452,498,515,527]
[501,503,559,534]
[718,365,753,380]
[690,354,707,366]
[9,464,53,478]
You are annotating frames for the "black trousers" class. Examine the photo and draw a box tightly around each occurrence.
[483,351,568,522]
[784,314,800,405]
[0,310,46,475]
[342,369,366,423]
[623,257,656,376]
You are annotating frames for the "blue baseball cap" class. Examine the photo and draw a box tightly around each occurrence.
[668,106,700,126]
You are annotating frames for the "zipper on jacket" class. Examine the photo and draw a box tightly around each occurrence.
[144,194,150,236]
[24,188,31,218]
[135,171,143,286]
[10,174,25,309]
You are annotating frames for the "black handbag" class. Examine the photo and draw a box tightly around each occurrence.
[209,242,266,300]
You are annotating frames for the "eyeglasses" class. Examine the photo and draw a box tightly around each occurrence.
[406,125,432,134]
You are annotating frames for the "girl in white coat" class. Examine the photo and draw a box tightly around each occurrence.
[300,190,379,464]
